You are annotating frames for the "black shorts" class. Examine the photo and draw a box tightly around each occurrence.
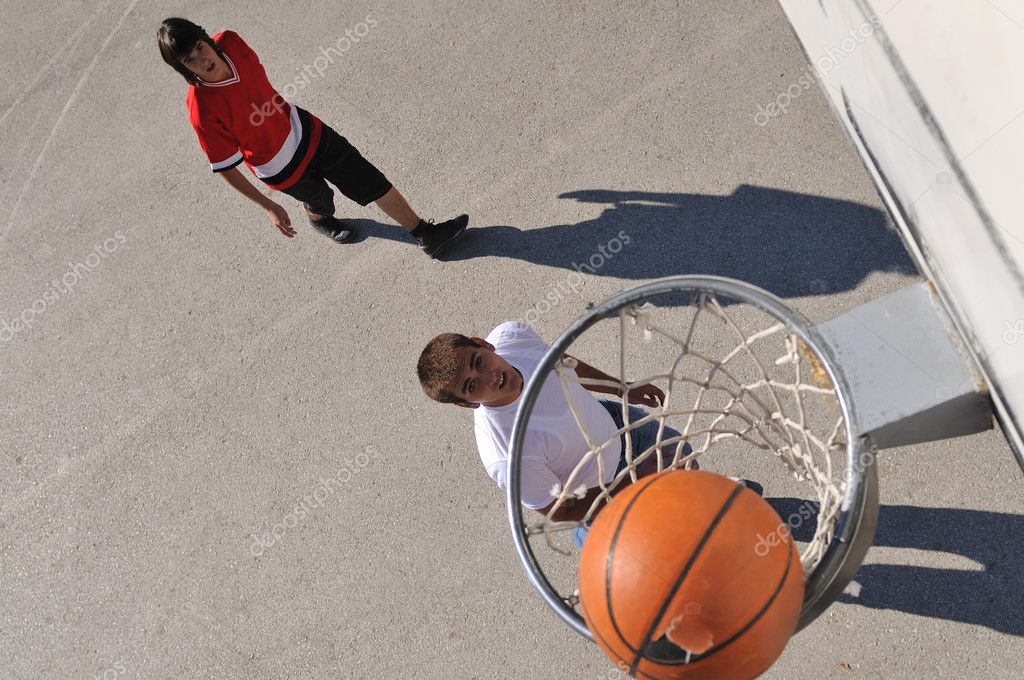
[278,122,392,215]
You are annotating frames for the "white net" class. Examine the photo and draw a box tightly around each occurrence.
[525,294,847,580]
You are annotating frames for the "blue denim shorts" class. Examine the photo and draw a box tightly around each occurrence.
[572,401,691,548]
[598,399,689,472]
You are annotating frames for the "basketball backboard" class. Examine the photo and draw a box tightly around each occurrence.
[776,0,1024,467]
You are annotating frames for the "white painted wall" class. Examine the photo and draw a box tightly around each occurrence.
[777,0,1024,456]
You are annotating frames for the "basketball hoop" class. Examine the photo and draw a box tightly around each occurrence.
[507,275,879,640]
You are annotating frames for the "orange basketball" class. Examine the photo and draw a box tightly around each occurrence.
[579,470,804,680]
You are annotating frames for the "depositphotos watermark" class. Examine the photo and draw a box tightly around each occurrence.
[249,13,379,126]
[521,230,632,325]
[754,446,878,557]
[754,499,818,557]
[1002,320,1024,344]
[1,230,127,343]
[754,14,881,126]
[249,445,379,557]
[92,660,127,680]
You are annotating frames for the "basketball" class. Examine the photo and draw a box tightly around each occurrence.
[579,470,804,680]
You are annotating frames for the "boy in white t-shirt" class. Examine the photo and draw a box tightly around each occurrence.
[416,321,691,528]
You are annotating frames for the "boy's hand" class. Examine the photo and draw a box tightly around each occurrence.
[266,203,296,237]
[627,383,665,408]
[215,168,296,237]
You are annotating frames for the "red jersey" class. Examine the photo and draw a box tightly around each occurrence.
[186,31,321,190]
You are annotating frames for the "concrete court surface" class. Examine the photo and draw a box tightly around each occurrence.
[2,0,1022,677]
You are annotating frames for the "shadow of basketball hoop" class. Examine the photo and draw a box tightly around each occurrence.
[442,185,916,300]
[766,499,1024,636]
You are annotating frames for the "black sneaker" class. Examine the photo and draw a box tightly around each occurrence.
[418,214,468,258]
[309,215,356,243]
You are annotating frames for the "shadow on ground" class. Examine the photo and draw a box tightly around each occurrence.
[767,498,1024,636]
[339,185,915,299]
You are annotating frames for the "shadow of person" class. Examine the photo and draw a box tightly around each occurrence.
[331,218,416,245]
[765,499,1024,636]
[445,185,915,299]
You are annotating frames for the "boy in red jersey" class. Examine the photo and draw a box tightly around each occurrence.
[158,18,467,257]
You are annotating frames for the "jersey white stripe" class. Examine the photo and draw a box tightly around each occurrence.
[250,104,302,179]
[210,150,243,171]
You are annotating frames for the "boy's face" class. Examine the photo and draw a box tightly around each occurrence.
[447,338,523,408]
[180,40,230,82]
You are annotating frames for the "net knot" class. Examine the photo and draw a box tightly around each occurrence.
[627,303,657,341]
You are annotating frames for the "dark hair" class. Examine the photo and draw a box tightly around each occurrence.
[157,18,226,86]
[417,333,477,403]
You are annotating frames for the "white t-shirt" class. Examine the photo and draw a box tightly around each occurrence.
[474,321,622,509]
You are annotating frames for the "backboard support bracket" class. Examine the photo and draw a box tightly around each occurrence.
[814,283,992,449]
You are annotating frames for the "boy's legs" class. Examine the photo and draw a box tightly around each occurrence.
[313,122,468,256]
[373,186,420,231]
[304,185,418,232]
[278,172,355,243]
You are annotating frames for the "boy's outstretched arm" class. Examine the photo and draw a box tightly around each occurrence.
[218,167,297,237]
[565,354,665,408]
